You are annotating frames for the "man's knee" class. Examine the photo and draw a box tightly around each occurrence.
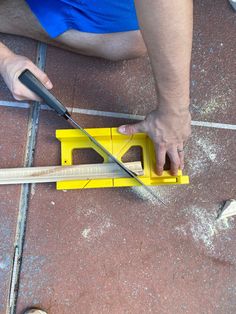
[106,44,147,61]
[56,30,147,61]
[100,31,147,61]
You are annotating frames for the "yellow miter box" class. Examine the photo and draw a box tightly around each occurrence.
[56,128,189,190]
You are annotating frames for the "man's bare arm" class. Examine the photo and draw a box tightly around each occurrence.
[119,0,193,175]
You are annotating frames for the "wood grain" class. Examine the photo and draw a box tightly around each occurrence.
[0,162,143,185]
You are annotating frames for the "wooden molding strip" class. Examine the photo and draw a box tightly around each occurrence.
[0,161,143,185]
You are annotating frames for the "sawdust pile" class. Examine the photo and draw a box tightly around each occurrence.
[175,206,234,252]
[130,185,172,205]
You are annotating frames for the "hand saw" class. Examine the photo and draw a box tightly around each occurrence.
[19,69,165,205]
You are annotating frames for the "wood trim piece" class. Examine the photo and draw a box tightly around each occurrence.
[0,162,143,185]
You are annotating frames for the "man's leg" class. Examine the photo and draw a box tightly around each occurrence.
[56,29,147,61]
[0,0,147,61]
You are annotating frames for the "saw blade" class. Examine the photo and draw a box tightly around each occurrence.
[66,114,166,206]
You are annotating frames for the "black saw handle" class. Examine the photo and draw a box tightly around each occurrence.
[19,69,70,119]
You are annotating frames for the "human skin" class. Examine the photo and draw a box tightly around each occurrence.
[0,42,53,101]
[0,0,193,176]
[118,0,193,175]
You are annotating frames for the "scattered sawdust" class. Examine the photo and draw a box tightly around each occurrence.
[0,258,9,270]
[185,134,220,176]
[199,96,229,115]
[195,137,218,162]
[175,205,234,252]
[78,206,96,217]
[130,186,171,205]
[78,204,113,241]
[30,183,36,198]
[82,228,91,238]
[81,218,112,241]
[131,186,159,205]
[192,84,232,116]
[94,219,112,237]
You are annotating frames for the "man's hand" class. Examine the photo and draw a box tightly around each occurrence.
[0,44,52,101]
[118,109,191,176]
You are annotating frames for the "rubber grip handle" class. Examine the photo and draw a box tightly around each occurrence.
[18,69,70,118]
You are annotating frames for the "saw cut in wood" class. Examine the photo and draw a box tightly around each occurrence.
[0,162,143,185]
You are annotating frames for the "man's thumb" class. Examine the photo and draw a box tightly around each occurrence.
[118,121,145,135]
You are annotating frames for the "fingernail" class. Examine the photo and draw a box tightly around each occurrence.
[46,80,53,89]
[118,125,126,134]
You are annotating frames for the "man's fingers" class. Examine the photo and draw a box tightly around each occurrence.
[12,84,41,101]
[29,63,53,89]
[178,150,184,170]
[176,144,185,170]
[14,63,53,101]
[167,148,181,176]
[155,144,185,176]
[118,121,146,135]
[155,145,166,176]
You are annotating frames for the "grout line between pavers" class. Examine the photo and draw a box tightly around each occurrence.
[7,42,47,314]
[0,100,30,109]
[190,120,236,130]
[1,99,236,131]
[66,107,236,130]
